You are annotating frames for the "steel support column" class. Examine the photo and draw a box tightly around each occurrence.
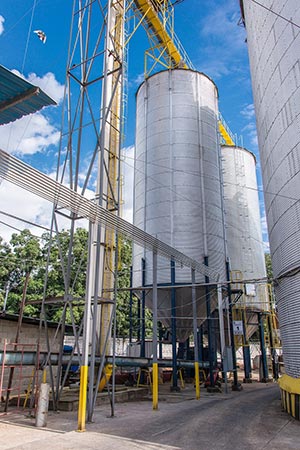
[267,314,278,380]
[170,259,179,391]
[141,258,146,358]
[129,266,133,344]
[226,261,239,389]
[258,312,269,382]
[192,268,200,399]
[242,311,252,382]
[152,250,158,409]
[204,256,215,388]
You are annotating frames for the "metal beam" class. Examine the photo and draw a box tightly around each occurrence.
[0,149,220,281]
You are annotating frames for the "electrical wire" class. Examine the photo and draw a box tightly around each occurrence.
[123,151,300,207]
[0,210,51,232]
[250,0,300,30]
[122,154,268,249]
[21,0,37,74]
[0,219,48,240]
[0,149,219,280]
[1,0,42,38]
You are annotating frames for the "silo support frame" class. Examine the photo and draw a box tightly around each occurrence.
[140,258,146,385]
[129,266,133,344]
[204,257,215,390]
[226,261,240,390]
[242,308,252,383]
[258,313,269,382]
[198,326,204,362]
[217,284,227,393]
[192,268,200,400]
[170,259,179,391]
[267,314,279,380]
[152,250,158,410]
[141,258,146,359]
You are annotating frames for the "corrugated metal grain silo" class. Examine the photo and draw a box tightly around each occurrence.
[133,69,227,342]
[221,145,267,312]
[241,0,300,379]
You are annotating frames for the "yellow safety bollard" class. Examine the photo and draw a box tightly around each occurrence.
[152,362,158,410]
[77,365,88,432]
[194,361,200,400]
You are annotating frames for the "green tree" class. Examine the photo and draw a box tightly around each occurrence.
[0,237,17,309]
[115,238,133,337]
[0,229,153,337]
[265,253,273,280]
[2,230,42,315]
[37,227,88,324]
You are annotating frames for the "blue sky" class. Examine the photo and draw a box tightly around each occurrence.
[0,0,269,248]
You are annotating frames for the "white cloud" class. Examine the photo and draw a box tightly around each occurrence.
[241,105,258,147]
[196,0,246,79]
[0,172,94,242]
[199,60,230,79]
[241,103,255,120]
[128,72,144,90]
[0,112,60,155]
[260,211,270,253]
[200,4,244,51]
[0,15,4,35]
[0,181,53,243]
[0,71,64,155]
[11,70,65,104]
[121,145,134,223]
[27,72,65,104]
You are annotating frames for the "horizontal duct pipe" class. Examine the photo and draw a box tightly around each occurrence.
[0,352,209,369]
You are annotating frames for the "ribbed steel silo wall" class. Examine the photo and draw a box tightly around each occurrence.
[242,0,300,377]
[133,69,227,342]
[221,146,267,310]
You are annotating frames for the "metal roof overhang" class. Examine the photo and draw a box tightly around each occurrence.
[0,65,56,125]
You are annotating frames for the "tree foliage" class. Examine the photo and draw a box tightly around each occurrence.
[265,253,273,280]
[0,229,152,338]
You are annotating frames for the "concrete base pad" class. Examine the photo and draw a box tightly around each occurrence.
[207,386,222,393]
[232,383,243,392]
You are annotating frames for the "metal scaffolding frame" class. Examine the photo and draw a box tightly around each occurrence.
[0,0,273,429]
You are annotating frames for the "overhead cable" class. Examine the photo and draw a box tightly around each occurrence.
[0,149,220,281]
[250,0,300,30]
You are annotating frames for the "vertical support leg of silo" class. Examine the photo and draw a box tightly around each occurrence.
[141,258,146,358]
[129,266,133,344]
[226,261,241,391]
[140,258,146,385]
[243,345,252,382]
[158,322,163,360]
[198,325,204,362]
[218,283,227,392]
[192,268,200,400]
[137,297,141,342]
[170,259,179,391]
[204,256,215,389]
[242,312,252,383]
[258,312,269,382]
[152,250,158,410]
[267,314,278,380]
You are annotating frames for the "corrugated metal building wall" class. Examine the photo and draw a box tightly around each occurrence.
[242,0,300,377]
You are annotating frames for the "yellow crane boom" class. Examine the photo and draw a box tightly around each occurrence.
[132,0,235,145]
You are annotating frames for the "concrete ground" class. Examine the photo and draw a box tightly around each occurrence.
[0,381,300,449]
